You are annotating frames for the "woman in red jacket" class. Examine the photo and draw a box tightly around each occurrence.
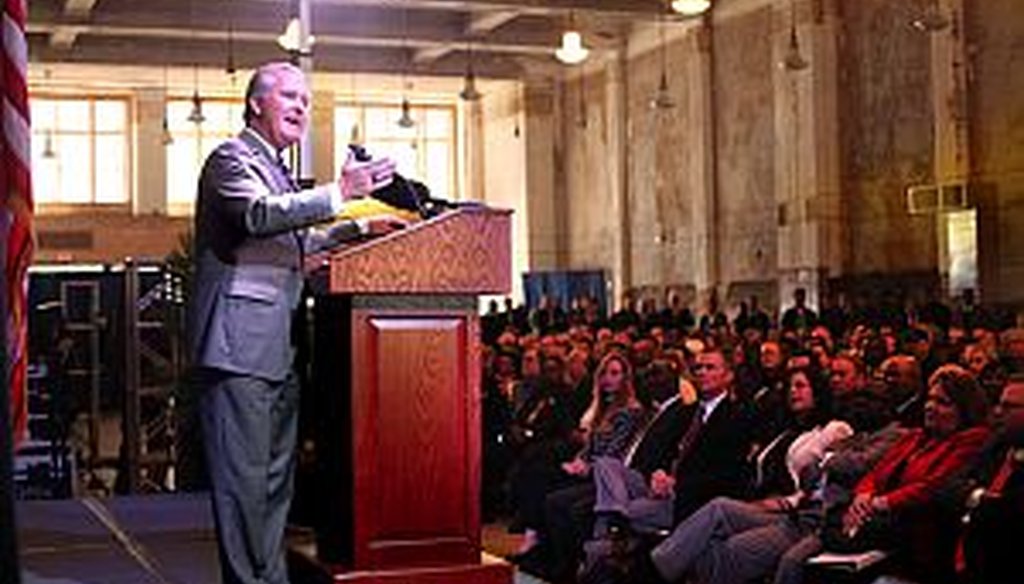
[840,364,990,584]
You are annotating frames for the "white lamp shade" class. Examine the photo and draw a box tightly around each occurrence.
[555,30,589,65]
[671,0,712,16]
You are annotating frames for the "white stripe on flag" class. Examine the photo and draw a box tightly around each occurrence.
[3,100,30,170]
[3,12,28,79]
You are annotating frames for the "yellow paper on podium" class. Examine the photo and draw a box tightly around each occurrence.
[334,198,421,224]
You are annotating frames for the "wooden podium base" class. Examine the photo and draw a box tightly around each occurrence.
[290,545,513,584]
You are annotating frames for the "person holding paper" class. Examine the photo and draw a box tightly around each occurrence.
[187,61,405,584]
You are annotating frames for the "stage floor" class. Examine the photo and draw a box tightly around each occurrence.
[16,495,542,584]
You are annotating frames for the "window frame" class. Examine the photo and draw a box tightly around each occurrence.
[29,93,134,210]
[334,100,460,202]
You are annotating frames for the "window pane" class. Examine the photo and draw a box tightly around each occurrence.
[425,142,451,199]
[30,100,57,132]
[94,100,127,132]
[364,107,401,139]
[167,137,200,207]
[56,100,90,132]
[367,140,417,179]
[167,101,195,132]
[94,135,128,203]
[56,135,92,203]
[204,101,238,132]
[31,134,59,203]
[334,101,457,201]
[335,106,359,145]
[425,108,452,139]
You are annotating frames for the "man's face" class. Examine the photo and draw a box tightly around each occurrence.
[694,352,732,399]
[760,342,783,370]
[829,357,862,396]
[994,382,1024,443]
[251,68,310,150]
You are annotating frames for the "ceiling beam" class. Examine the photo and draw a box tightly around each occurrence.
[62,0,99,18]
[27,21,564,58]
[413,9,521,65]
[50,0,100,49]
[244,0,666,18]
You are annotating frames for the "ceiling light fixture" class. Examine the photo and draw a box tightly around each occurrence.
[460,41,482,101]
[670,0,712,17]
[556,31,590,65]
[161,64,174,145]
[187,65,206,124]
[555,12,589,65]
[397,9,416,128]
[650,14,675,110]
[781,0,808,72]
[912,4,950,32]
[277,2,315,57]
[42,69,57,158]
[397,97,416,128]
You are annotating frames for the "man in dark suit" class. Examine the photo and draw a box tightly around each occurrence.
[188,61,404,584]
[590,348,753,533]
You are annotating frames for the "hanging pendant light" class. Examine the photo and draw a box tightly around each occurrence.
[651,72,676,110]
[226,17,238,85]
[396,9,416,128]
[556,30,590,65]
[650,15,675,110]
[277,15,315,55]
[460,41,482,101]
[781,1,808,72]
[671,0,712,17]
[187,90,206,124]
[912,4,950,32]
[161,64,174,145]
[555,12,589,66]
[186,0,205,124]
[397,97,415,128]
[42,129,57,159]
[41,69,57,158]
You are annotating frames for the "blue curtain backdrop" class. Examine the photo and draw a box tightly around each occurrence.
[521,270,607,315]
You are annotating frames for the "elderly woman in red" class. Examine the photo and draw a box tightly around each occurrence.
[840,363,990,584]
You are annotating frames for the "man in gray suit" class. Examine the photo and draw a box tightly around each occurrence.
[188,61,404,584]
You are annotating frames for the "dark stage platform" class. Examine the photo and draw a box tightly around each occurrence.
[17,494,219,584]
[15,495,527,584]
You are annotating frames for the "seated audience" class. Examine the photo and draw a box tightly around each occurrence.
[510,352,646,567]
[830,364,990,584]
[642,365,853,584]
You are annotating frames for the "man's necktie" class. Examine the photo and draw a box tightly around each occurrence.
[673,402,706,473]
[277,157,298,191]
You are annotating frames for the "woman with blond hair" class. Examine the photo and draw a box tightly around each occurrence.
[511,351,647,563]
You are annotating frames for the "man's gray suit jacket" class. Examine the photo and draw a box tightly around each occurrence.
[187,128,361,382]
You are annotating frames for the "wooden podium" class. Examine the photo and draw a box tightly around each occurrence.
[303,207,514,584]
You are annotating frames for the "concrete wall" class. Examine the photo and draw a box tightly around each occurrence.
[838,0,937,277]
[712,7,778,296]
[970,0,1024,305]
[540,0,1024,312]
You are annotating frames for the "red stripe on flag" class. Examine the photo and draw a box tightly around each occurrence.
[2,0,34,447]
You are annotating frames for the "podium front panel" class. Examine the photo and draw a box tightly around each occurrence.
[350,306,481,568]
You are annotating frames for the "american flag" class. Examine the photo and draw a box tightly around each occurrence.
[1,0,34,447]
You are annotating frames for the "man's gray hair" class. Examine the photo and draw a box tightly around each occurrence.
[243,61,302,124]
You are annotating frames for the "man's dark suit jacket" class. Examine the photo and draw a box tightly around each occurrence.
[671,397,754,522]
[625,396,689,478]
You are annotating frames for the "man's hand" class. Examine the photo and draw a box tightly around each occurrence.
[561,457,589,477]
[359,215,409,237]
[649,469,676,499]
[339,151,397,200]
